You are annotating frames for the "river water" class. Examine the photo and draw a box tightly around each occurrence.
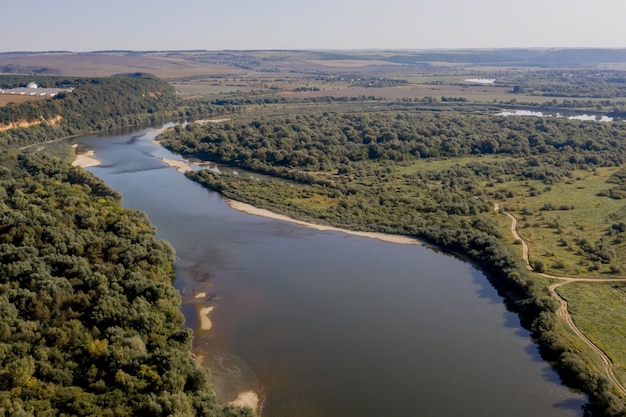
[74,126,585,417]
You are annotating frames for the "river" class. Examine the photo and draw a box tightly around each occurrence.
[74,126,585,417]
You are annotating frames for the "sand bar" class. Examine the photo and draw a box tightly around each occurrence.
[229,391,259,411]
[144,126,171,136]
[72,144,101,168]
[195,117,231,125]
[159,157,192,173]
[227,199,423,246]
[198,306,215,330]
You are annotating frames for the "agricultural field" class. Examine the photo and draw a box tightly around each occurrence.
[0,93,48,107]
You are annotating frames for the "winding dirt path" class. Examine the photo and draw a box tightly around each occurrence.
[504,211,532,271]
[501,209,626,395]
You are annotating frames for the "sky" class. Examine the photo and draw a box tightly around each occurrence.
[3,0,626,52]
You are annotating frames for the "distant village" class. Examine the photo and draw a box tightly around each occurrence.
[0,82,73,97]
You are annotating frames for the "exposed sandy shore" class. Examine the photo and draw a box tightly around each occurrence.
[72,144,101,168]
[195,117,231,125]
[151,118,230,144]
[144,126,171,136]
[227,199,423,246]
[159,157,192,173]
[198,306,215,330]
[229,391,260,411]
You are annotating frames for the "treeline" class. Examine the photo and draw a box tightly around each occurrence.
[0,153,250,417]
[498,69,626,98]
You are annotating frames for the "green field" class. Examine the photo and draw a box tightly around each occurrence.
[558,282,626,384]
[501,167,626,276]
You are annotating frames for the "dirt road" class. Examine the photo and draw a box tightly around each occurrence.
[502,209,626,395]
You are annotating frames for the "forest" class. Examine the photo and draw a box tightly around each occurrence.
[159,111,626,167]
[0,75,250,416]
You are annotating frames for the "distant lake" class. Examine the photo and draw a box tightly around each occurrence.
[497,109,614,122]
[465,78,496,84]
[75,126,585,417]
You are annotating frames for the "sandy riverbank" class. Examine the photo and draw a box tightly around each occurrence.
[227,200,423,246]
[159,157,192,173]
[198,306,215,330]
[143,126,171,136]
[229,391,260,411]
[193,353,261,413]
[72,144,101,168]
[195,117,231,125]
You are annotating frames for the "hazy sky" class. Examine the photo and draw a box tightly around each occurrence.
[4,0,626,52]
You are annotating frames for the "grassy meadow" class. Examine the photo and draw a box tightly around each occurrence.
[558,282,626,384]
[500,167,626,276]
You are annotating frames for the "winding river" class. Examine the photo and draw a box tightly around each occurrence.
[74,126,585,417]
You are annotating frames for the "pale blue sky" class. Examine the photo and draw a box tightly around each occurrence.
[3,0,625,51]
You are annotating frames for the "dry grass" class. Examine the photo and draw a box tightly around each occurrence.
[0,94,48,107]
[305,59,403,68]
[173,82,256,99]
[0,52,246,78]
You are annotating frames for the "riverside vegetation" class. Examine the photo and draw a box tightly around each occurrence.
[0,74,250,416]
[4,50,626,416]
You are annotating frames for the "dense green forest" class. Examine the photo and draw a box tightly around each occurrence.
[0,74,232,151]
[159,111,626,168]
[0,75,251,416]
[158,111,626,416]
[0,154,250,416]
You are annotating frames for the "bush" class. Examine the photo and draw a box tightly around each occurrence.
[532,260,546,273]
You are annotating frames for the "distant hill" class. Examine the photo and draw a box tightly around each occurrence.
[383,48,626,67]
[1,49,625,78]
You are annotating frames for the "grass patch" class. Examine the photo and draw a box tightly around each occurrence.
[396,154,516,175]
[0,94,48,107]
[501,167,626,277]
[557,282,626,385]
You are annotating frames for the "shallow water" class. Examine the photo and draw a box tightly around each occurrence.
[76,126,585,417]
